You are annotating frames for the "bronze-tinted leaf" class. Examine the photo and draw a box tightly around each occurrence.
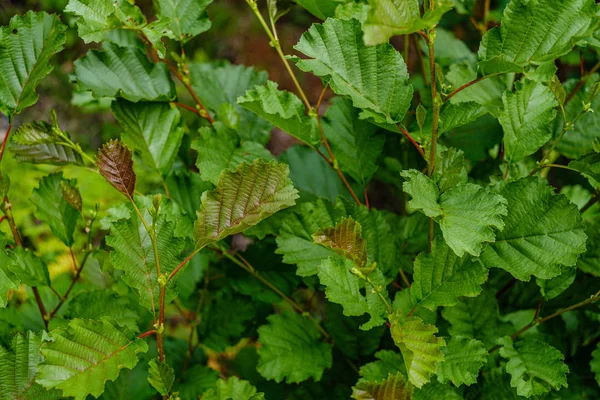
[96,139,136,198]
[352,372,413,400]
[313,216,368,268]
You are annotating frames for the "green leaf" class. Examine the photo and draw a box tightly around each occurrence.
[201,377,261,400]
[592,342,600,386]
[237,80,320,146]
[176,364,219,399]
[192,122,274,185]
[66,289,140,331]
[37,317,148,400]
[401,169,508,257]
[194,159,298,249]
[480,177,587,281]
[411,237,488,311]
[11,121,83,165]
[498,336,569,398]
[31,172,81,246]
[106,200,185,313]
[0,11,66,117]
[155,0,213,44]
[568,152,600,184]
[536,266,577,300]
[478,0,600,74]
[436,336,487,386]
[292,18,413,125]
[438,101,486,135]
[148,358,174,396]
[499,80,558,163]
[257,311,332,383]
[64,0,114,43]
[322,97,384,183]
[112,99,184,175]
[352,372,413,400]
[313,216,368,268]
[389,310,446,388]
[73,42,176,102]
[363,0,453,45]
[295,0,339,20]
[433,148,468,193]
[96,139,136,198]
[358,350,406,383]
[0,331,61,400]
[318,257,389,330]
[7,248,51,287]
[0,250,19,308]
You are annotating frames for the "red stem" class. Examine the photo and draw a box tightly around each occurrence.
[396,124,425,158]
[168,251,198,282]
[138,330,156,339]
[0,122,12,163]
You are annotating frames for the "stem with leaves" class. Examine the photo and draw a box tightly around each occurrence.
[49,251,92,318]
[426,20,440,251]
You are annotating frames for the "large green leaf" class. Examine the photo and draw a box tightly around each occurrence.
[0,331,61,400]
[237,81,320,146]
[106,200,185,312]
[37,318,148,400]
[499,80,558,163]
[498,337,569,398]
[292,18,413,125]
[295,0,339,20]
[73,42,176,102]
[411,238,488,311]
[352,372,413,400]
[436,336,487,387]
[0,11,66,118]
[257,312,332,383]
[481,177,587,281]
[7,248,51,287]
[155,0,212,44]
[66,289,140,331]
[201,377,262,400]
[402,169,507,257]
[31,172,81,246]
[192,122,273,185]
[478,0,600,74]
[363,0,453,45]
[194,159,298,249]
[147,358,174,397]
[10,121,83,166]
[389,310,446,388]
[112,99,184,175]
[64,0,114,43]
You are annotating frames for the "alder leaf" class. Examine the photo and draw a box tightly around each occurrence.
[7,248,51,287]
[201,377,262,400]
[237,80,320,146]
[155,0,213,44]
[66,289,140,331]
[358,350,407,383]
[568,152,600,184]
[0,249,19,308]
[295,0,339,20]
[478,0,600,74]
[498,336,569,398]
[96,139,136,198]
[194,159,298,249]
[11,121,83,165]
[389,310,446,388]
[292,18,413,125]
[257,311,332,383]
[499,80,558,163]
[0,11,67,118]
[436,336,487,386]
[37,317,148,400]
[147,358,174,396]
[112,99,184,176]
[352,372,413,400]
[73,42,176,102]
[31,172,81,246]
[313,216,368,268]
[411,237,488,311]
[481,177,587,281]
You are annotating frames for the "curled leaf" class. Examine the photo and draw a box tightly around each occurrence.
[313,216,368,268]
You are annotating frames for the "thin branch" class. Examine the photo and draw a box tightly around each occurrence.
[49,251,92,318]
[565,60,600,105]
[529,163,578,176]
[164,60,214,124]
[138,330,156,339]
[399,269,411,288]
[0,121,13,163]
[173,102,201,116]
[496,278,517,298]
[444,74,498,103]
[580,190,599,214]
[168,249,200,282]
[395,124,425,158]
[32,288,49,330]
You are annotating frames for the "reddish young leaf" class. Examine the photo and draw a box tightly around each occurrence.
[96,140,136,198]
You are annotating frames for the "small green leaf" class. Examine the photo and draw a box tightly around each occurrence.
[536,266,577,300]
[0,249,19,308]
[352,372,413,400]
[7,248,50,287]
[498,336,569,398]
[433,148,468,193]
[96,139,136,198]
[358,350,406,383]
[155,0,213,44]
[436,336,487,386]
[257,312,332,383]
[295,0,339,19]
[401,169,442,217]
[194,159,298,249]
[313,216,368,268]
[11,121,83,166]
[37,318,148,400]
[201,376,261,400]
[568,152,600,184]
[148,358,174,396]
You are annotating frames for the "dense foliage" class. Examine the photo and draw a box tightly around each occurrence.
[1,0,600,398]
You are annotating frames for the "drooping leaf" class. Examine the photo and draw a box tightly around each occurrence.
[478,0,600,74]
[292,18,413,125]
[257,311,332,383]
[73,42,176,102]
[0,11,67,117]
[481,177,587,281]
[498,336,569,398]
[237,81,320,146]
[112,99,184,175]
[201,377,261,400]
[192,122,274,185]
[31,172,81,246]
[66,289,140,331]
[402,169,507,257]
[313,216,368,268]
[389,310,446,388]
[7,248,51,287]
[568,152,600,184]
[436,336,487,386]
[193,159,298,249]
[352,372,413,400]
[0,331,61,400]
[96,140,136,198]
[318,257,389,330]
[411,238,488,311]
[363,0,454,45]
[147,358,174,396]
[10,121,83,165]
[155,0,213,44]
[499,80,558,163]
[37,317,148,400]
[592,342,600,386]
